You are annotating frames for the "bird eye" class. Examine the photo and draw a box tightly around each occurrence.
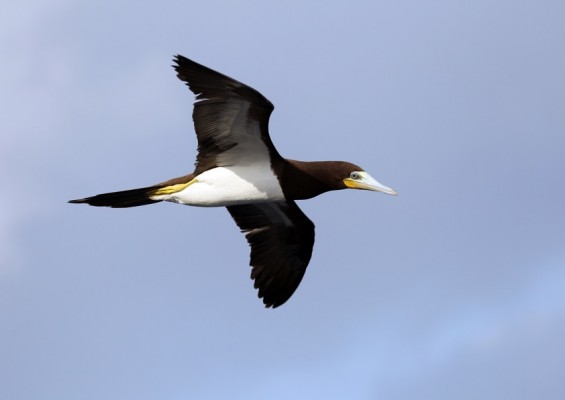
[350,172,360,180]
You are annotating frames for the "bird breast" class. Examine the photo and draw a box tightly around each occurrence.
[168,165,285,207]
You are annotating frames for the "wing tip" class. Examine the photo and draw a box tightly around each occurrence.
[172,54,187,67]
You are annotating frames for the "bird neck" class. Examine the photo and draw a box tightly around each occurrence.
[279,159,343,200]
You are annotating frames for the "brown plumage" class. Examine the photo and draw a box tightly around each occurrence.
[69,55,396,308]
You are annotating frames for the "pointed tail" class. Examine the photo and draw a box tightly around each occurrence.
[68,186,162,208]
[69,174,196,208]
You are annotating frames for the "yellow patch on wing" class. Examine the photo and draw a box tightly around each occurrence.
[149,178,197,198]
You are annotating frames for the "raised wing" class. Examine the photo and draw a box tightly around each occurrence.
[226,201,315,308]
[173,55,281,174]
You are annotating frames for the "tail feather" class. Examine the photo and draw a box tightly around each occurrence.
[68,186,161,208]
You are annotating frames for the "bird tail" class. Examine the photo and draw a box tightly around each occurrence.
[68,186,162,208]
[69,174,196,208]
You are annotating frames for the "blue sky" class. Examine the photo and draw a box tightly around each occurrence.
[2,1,565,399]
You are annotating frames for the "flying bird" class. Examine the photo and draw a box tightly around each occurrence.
[69,55,397,308]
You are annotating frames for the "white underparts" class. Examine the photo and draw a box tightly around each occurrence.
[156,165,285,207]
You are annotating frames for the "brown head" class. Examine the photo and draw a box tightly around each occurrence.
[281,160,397,200]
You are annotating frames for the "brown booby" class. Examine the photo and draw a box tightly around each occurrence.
[69,55,396,308]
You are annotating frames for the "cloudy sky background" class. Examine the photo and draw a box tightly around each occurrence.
[2,1,565,399]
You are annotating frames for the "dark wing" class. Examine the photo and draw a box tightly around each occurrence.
[226,201,315,308]
[173,55,281,174]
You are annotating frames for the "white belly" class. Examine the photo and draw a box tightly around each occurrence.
[167,166,285,207]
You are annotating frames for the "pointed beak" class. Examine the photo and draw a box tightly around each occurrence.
[343,172,397,195]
